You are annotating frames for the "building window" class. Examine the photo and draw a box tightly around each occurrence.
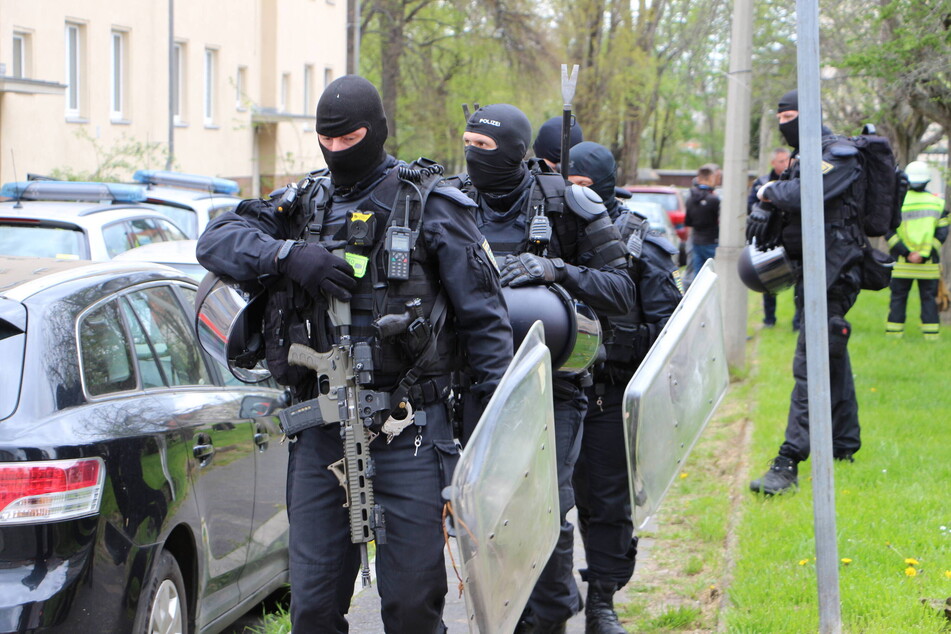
[12,32,28,78]
[303,65,314,114]
[65,23,84,117]
[110,31,126,120]
[172,42,185,124]
[235,65,247,111]
[324,67,333,89]
[280,73,290,112]
[204,48,217,125]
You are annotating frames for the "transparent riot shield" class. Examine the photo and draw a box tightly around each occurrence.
[622,259,729,529]
[449,321,558,633]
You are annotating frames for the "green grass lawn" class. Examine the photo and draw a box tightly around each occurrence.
[726,287,951,633]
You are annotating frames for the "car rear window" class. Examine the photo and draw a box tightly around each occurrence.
[0,223,87,259]
[0,300,27,420]
[207,203,236,222]
[102,218,189,258]
[147,203,198,238]
[79,301,137,396]
[123,286,212,387]
[631,192,679,213]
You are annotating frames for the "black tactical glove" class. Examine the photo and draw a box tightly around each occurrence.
[746,202,782,251]
[279,241,357,301]
[499,253,567,287]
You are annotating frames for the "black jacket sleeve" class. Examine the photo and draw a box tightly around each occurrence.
[422,194,513,402]
[635,239,683,345]
[195,198,298,282]
[553,214,637,318]
[748,175,767,214]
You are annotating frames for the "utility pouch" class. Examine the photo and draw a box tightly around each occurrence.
[263,288,320,386]
[828,316,851,359]
[860,244,894,291]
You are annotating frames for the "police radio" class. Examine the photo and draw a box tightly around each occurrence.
[528,204,552,254]
[384,225,412,280]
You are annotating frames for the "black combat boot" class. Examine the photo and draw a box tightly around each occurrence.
[514,617,567,634]
[584,580,626,634]
[749,455,798,495]
[514,609,568,634]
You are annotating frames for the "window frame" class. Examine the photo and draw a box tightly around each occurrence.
[76,281,219,401]
[235,65,247,111]
[204,47,217,126]
[279,72,290,113]
[64,23,84,118]
[110,30,127,121]
[77,299,138,398]
[303,64,314,114]
[172,41,185,125]
[12,32,27,79]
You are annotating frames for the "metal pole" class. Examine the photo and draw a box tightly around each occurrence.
[354,0,361,75]
[716,0,753,371]
[166,0,174,170]
[796,0,841,631]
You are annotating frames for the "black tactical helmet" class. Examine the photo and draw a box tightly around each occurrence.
[737,244,797,294]
[501,284,601,374]
[195,272,270,383]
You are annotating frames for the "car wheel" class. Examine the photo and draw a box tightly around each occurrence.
[135,550,189,634]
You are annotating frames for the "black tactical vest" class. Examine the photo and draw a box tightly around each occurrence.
[264,161,459,394]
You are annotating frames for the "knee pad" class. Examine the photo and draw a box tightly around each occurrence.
[829,316,851,359]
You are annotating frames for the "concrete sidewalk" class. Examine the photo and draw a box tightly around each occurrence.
[346,509,653,633]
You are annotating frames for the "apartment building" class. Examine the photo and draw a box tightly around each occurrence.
[0,0,346,195]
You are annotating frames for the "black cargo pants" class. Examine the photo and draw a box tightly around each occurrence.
[285,402,458,634]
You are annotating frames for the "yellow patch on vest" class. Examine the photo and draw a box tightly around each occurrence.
[481,238,501,274]
[821,161,834,174]
[345,252,370,278]
[672,269,685,295]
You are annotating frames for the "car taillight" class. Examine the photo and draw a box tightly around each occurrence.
[0,458,105,524]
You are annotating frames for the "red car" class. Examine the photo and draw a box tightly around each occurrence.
[625,186,687,242]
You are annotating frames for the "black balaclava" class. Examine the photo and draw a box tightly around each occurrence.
[465,104,532,194]
[315,75,388,188]
[777,89,800,150]
[567,141,617,210]
[532,116,584,164]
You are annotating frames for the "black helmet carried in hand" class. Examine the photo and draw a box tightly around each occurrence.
[501,284,601,374]
[737,244,797,294]
[195,272,270,383]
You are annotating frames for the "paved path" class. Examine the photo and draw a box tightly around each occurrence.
[346,509,654,633]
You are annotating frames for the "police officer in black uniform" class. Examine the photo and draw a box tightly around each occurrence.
[533,115,584,171]
[196,75,513,633]
[461,104,636,633]
[566,141,683,633]
[746,89,864,495]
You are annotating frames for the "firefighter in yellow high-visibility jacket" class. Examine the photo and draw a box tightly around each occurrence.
[885,161,949,340]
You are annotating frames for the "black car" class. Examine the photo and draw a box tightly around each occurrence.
[0,256,289,633]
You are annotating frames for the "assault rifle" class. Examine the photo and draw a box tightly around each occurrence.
[286,275,390,587]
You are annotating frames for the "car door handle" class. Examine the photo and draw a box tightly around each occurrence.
[254,424,270,450]
[193,442,215,463]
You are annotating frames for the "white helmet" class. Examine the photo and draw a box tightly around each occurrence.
[905,161,931,187]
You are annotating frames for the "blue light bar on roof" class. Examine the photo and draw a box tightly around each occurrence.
[133,170,240,195]
[0,181,147,203]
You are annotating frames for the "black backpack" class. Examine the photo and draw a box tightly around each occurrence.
[846,128,907,237]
